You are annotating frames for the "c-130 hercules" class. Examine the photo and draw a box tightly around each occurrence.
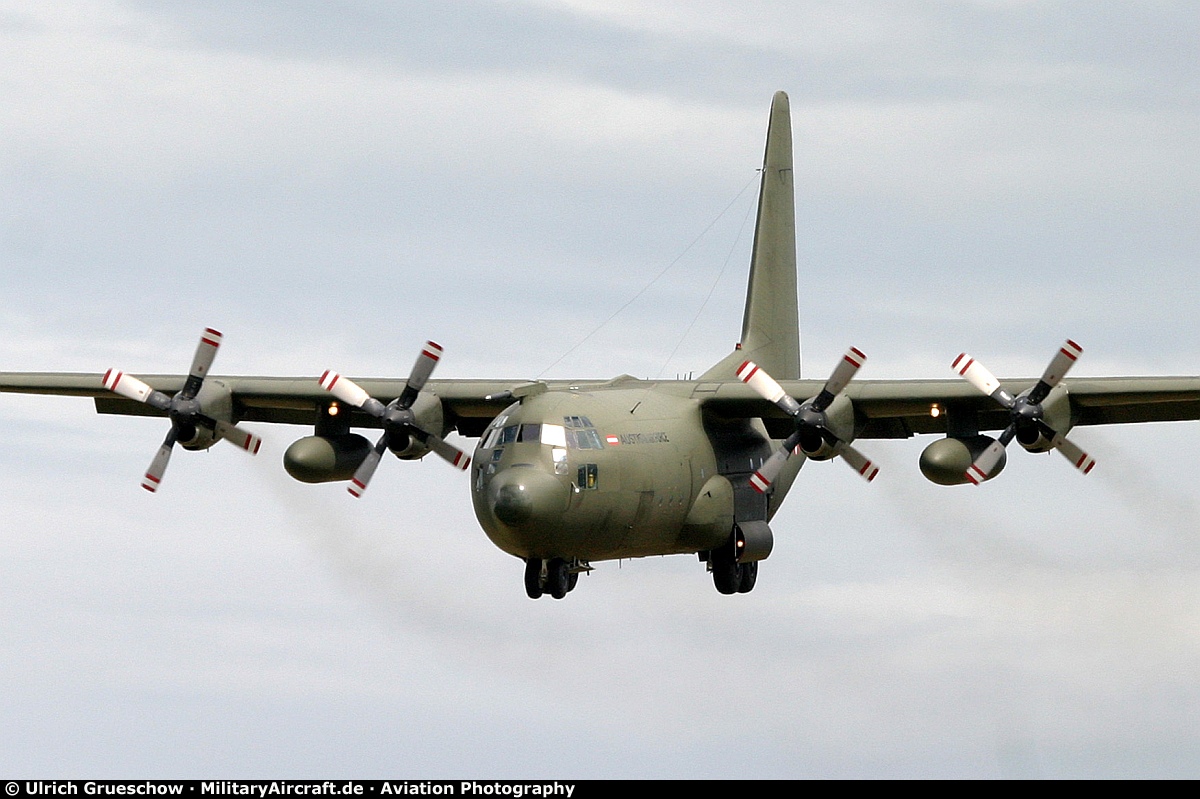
[5,92,1200,599]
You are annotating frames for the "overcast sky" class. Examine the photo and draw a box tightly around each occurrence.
[2,0,1199,778]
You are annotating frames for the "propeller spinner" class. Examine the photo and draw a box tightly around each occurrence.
[737,347,879,493]
[102,328,262,492]
[951,340,1096,485]
[320,341,470,498]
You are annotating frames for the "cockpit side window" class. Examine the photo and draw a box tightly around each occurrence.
[481,414,509,448]
[563,416,603,449]
[570,430,604,449]
[540,424,567,447]
[577,463,598,490]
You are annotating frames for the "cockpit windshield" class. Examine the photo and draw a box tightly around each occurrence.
[482,421,567,449]
[481,415,601,450]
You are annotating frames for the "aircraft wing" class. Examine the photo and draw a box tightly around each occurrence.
[6,371,1200,442]
[695,376,1200,439]
[0,372,524,437]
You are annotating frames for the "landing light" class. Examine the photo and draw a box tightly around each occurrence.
[328,402,340,416]
[930,403,941,418]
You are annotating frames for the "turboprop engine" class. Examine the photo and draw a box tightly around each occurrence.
[950,340,1095,484]
[101,328,262,492]
[283,392,446,483]
[174,378,234,450]
[315,340,470,496]
[737,346,880,491]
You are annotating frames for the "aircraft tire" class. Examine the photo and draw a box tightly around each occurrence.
[524,558,543,599]
[737,560,758,593]
[711,546,742,595]
[547,557,570,599]
[567,570,579,592]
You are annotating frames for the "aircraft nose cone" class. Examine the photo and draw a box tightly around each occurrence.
[489,467,566,527]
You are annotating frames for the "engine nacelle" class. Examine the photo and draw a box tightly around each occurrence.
[1016,425,1054,453]
[284,434,372,483]
[178,379,233,451]
[920,435,1007,485]
[798,393,856,461]
[1016,383,1073,453]
[386,391,445,460]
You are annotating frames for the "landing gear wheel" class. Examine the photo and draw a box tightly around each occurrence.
[711,545,743,595]
[546,557,570,599]
[737,560,758,593]
[524,558,543,599]
[567,570,579,592]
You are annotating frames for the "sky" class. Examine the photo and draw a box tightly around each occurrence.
[1,0,1199,779]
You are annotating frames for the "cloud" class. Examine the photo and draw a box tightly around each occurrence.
[1,0,1199,777]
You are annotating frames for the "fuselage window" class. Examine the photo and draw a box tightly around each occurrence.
[497,425,518,446]
[572,429,604,449]
[541,424,567,447]
[577,463,598,490]
[481,415,509,449]
[563,417,603,450]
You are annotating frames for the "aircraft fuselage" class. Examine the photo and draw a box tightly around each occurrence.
[470,381,781,563]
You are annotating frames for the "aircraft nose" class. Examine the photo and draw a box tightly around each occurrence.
[489,467,566,527]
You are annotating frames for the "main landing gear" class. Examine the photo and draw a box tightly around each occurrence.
[707,540,758,595]
[524,557,582,600]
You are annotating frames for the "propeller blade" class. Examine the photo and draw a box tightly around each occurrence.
[213,420,263,455]
[347,432,390,498]
[749,446,793,494]
[836,443,879,482]
[1027,339,1083,404]
[319,370,385,416]
[397,341,445,409]
[823,347,866,399]
[426,434,471,471]
[736,360,802,416]
[1053,435,1097,475]
[749,431,803,494]
[178,328,223,400]
[190,327,222,377]
[952,353,1015,408]
[102,369,171,410]
[141,430,177,493]
[965,438,1008,485]
[810,346,867,412]
[407,341,443,394]
[1040,339,1082,388]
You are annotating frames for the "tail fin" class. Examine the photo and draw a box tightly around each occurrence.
[701,91,799,381]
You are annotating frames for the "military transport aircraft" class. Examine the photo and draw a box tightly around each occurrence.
[4,91,1200,599]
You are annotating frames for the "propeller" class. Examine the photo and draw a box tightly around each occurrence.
[319,340,470,498]
[737,347,879,494]
[102,327,262,492]
[951,340,1096,485]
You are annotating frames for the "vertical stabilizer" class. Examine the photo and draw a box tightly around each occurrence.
[701,91,799,380]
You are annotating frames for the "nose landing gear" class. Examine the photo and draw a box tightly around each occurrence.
[524,557,584,599]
